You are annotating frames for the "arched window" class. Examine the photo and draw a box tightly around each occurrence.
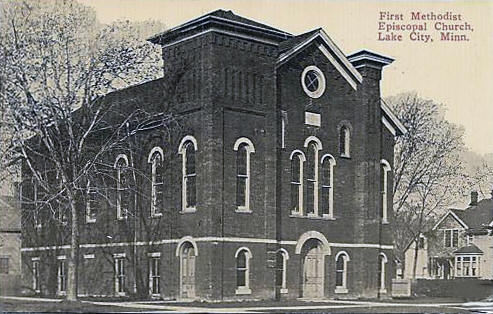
[148,147,164,217]
[234,138,255,212]
[86,180,96,223]
[290,150,305,215]
[378,253,388,294]
[380,160,391,224]
[179,136,198,212]
[339,125,351,157]
[276,249,289,294]
[304,137,321,216]
[321,154,336,219]
[114,154,129,220]
[235,247,252,295]
[335,251,350,293]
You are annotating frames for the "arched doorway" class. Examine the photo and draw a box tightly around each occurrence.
[301,239,324,298]
[179,242,196,299]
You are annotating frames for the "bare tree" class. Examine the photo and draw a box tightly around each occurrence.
[385,92,467,279]
[0,0,170,300]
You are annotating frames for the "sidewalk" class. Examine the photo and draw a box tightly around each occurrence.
[0,295,472,313]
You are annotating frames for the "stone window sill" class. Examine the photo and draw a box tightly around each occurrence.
[280,288,288,294]
[180,208,197,214]
[150,213,163,218]
[289,214,335,221]
[235,287,252,295]
[379,288,387,294]
[235,209,253,214]
[335,287,348,294]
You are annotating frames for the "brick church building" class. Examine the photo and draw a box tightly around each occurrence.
[20,10,406,300]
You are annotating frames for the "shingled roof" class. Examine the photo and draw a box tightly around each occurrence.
[454,244,484,255]
[450,197,493,231]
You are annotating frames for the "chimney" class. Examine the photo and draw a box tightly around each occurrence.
[470,191,478,206]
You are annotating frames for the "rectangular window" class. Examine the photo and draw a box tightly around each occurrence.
[57,259,66,294]
[456,255,480,277]
[444,229,459,248]
[115,257,126,294]
[0,257,9,274]
[32,260,40,292]
[149,257,160,295]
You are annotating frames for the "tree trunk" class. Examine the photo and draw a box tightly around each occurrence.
[412,239,419,279]
[66,195,79,301]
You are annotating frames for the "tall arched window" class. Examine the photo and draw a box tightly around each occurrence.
[339,125,351,157]
[290,150,305,215]
[304,137,322,216]
[234,138,255,212]
[380,159,391,224]
[321,154,336,219]
[114,154,129,220]
[335,251,350,294]
[378,253,388,293]
[235,247,252,295]
[148,147,164,217]
[276,249,289,294]
[179,136,198,212]
[86,180,97,223]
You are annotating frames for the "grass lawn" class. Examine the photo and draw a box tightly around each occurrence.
[0,298,163,313]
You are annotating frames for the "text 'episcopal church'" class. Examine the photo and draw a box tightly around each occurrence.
[20,10,406,300]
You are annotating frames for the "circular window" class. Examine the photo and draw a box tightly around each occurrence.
[301,66,326,98]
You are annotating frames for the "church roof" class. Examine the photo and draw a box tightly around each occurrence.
[278,29,321,54]
[148,9,292,45]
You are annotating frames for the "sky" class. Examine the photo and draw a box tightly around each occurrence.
[79,0,493,156]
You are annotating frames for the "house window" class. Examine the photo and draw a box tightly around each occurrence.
[32,259,40,292]
[149,254,160,296]
[114,154,129,220]
[0,257,9,274]
[86,180,97,223]
[304,137,322,216]
[57,256,67,295]
[148,147,164,217]
[444,229,459,248]
[339,125,351,157]
[380,160,391,223]
[335,251,350,293]
[321,154,336,219]
[178,136,198,212]
[378,253,388,294]
[456,255,480,277]
[234,138,255,212]
[235,248,252,294]
[276,249,289,294]
[290,151,305,215]
[418,235,426,249]
[114,254,126,295]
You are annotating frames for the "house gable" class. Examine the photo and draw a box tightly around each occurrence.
[432,210,468,231]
